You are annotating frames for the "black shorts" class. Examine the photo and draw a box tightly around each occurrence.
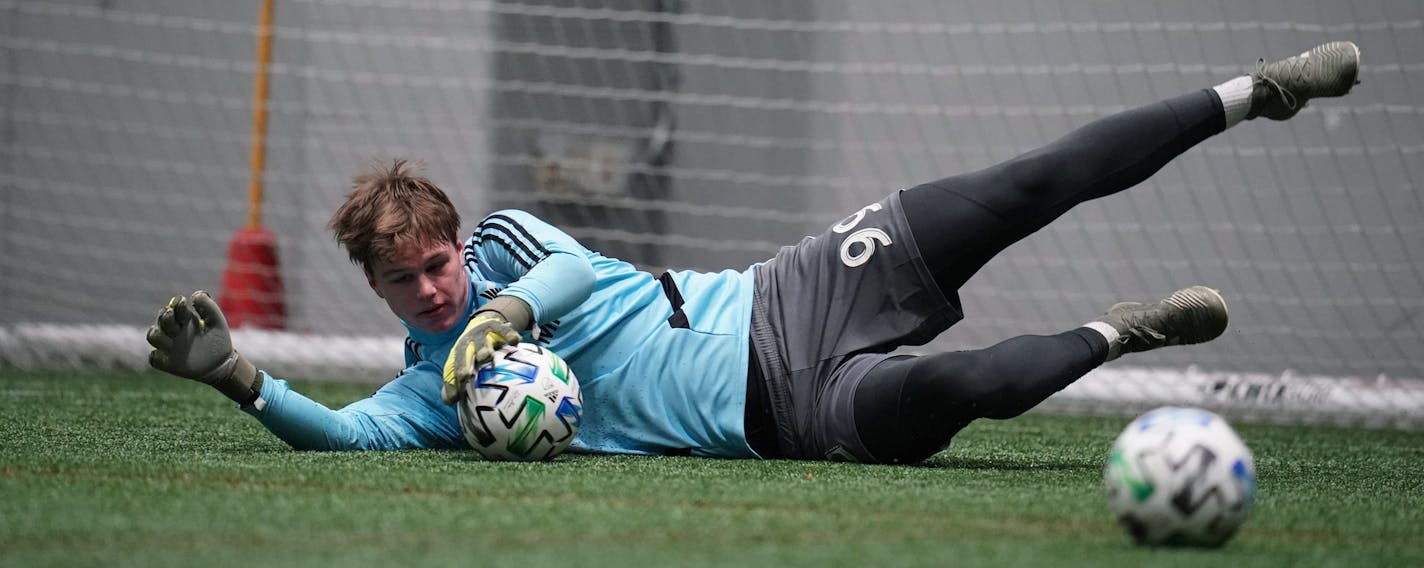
[747,191,962,462]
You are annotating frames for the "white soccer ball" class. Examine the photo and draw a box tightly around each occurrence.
[1103,406,1257,547]
[457,343,582,461]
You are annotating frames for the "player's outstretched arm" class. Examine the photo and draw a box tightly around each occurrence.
[249,363,466,451]
[145,290,263,405]
[145,291,465,451]
[441,295,530,405]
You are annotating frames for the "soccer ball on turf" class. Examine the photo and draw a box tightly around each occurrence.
[1103,406,1257,547]
[457,343,582,461]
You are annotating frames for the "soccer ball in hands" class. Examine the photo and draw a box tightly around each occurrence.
[457,343,582,461]
[1103,406,1257,547]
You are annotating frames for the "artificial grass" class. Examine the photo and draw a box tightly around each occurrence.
[2,370,1420,567]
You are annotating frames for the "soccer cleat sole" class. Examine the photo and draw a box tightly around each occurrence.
[1299,41,1362,97]
[1160,285,1229,345]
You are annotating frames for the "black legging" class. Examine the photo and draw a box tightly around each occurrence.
[855,89,1226,464]
[855,329,1107,464]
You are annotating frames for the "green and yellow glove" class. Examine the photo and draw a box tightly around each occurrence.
[442,296,532,405]
[145,291,262,405]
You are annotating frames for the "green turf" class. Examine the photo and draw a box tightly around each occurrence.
[2,370,1420,567]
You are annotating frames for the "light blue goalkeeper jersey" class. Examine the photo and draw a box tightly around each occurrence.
[454,211,756,457]
[246,209,757,458]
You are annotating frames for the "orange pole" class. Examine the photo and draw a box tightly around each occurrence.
[245,0,276,230]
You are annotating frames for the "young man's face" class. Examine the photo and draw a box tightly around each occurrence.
[365,239,468,335]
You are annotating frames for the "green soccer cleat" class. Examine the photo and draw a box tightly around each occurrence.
[1097,286,1229,361]
[1247,40,1361,121]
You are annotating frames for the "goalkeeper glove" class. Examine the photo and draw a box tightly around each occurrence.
[442,296,531,405]
[145,290,263,405]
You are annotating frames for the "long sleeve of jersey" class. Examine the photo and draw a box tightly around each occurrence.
[469,211,596,325]
[240,363,463,451]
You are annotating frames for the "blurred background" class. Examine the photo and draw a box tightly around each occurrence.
[2,0,1420,425]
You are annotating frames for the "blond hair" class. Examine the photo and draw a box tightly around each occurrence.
[328,159,461,272]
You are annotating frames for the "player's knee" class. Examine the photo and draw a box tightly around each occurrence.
[1003,151,1072,199]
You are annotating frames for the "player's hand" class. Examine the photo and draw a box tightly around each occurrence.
[146,291,260,403]
[442,311,521,405]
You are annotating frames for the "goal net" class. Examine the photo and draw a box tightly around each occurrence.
[3,0,1421,428]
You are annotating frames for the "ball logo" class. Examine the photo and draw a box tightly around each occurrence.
[1165,443,1223,516]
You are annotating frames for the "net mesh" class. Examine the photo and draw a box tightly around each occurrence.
[3,0,1421,427]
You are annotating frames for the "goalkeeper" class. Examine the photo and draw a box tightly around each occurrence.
[149,42,1360,462]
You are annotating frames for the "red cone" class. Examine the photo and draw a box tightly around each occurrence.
[218,226,286,329]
